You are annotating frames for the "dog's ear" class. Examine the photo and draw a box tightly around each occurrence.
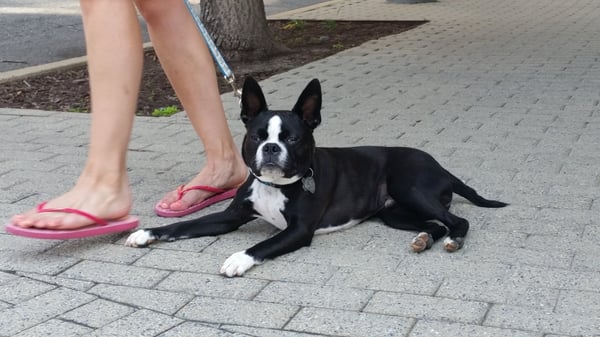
[240,77,268,124]
[292,79,322,129]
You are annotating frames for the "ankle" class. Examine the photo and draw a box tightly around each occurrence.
[77,163,129,191]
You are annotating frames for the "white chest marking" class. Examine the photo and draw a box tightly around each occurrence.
[248,179,288,230]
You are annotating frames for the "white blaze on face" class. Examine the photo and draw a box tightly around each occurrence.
[255,115,289,179]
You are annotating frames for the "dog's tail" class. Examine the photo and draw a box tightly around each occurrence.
[447,170,508,208]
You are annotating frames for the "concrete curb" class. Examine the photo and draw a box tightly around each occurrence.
[0,0,342,85]
[0,42,154,84]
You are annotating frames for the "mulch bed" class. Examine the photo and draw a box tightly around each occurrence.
[0,20,424,116]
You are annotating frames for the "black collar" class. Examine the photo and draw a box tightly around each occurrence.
[250,168,314,189]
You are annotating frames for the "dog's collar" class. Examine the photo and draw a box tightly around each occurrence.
[250,168,315,193]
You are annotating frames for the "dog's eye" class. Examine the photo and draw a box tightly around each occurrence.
[286,136,300,144]
[250,134,261,142]
[250,130,267,142]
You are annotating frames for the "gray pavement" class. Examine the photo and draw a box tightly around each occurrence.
[2,0,600,336]
[0,0,327,72]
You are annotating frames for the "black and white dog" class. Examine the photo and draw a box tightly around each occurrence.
[126,77,507,277]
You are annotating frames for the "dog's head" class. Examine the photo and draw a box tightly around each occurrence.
[240,77,322,186]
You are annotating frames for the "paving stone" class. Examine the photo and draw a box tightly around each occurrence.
[364,292,489,324]
[286,307,414,337]
[88,284,194,315]
[18,272,95,292]
[508,265,600,292]
[49,242,148,264]
[60,299,136,329]
[12,319,93,337]
[436,278,558,310]
[288,245,401,270]
[0,300,11,310]
[409,320,540,337]
[555,290,600,317]
[155,271,268,300]
[0,277,56,304]
[59,260,170,288]
[177,296,298,329]
[133,249,225,274]
[243,260,338,284]
[0,250,79,275]
[326,267,442,295]
[159,322,251,337]
[86,309,182,337]
[484,305,600,335]
[0,287,95,335]
[255,281,373,310]
[0,270,18,284]
[0,233,62,252]
[223,325,326,337]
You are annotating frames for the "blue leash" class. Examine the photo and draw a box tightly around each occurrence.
[183,0,242,98]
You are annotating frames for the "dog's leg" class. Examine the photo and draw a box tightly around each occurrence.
[391,187,470,252]
[440,214,469,252]
[220,225,313,277]
[379,207,448,252]
[125,210,255,247]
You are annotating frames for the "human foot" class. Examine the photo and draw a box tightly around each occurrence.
[156,160,247,214]
[10,176,132,231]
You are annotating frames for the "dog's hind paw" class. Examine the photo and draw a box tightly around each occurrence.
[411,232,433,253]
[443,237,464,252]
[125,230,156,248]
[220,251,256,277]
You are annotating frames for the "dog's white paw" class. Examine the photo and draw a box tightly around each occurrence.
[125,230,155,248]
[220,251,256,277]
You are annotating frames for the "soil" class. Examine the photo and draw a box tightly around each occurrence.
[0,20,424,116]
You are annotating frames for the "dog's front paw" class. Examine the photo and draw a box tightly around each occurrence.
[125,230,156,248]
[220,251,256,277]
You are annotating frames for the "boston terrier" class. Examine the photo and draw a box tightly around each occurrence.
[126,77,507,277]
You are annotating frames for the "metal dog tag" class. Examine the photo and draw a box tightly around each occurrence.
[302,176,315,194]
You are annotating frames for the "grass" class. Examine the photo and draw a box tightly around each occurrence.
[151,105,179,117]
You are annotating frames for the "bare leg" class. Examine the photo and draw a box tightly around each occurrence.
[10,0,141,229]
[135,0,247,211]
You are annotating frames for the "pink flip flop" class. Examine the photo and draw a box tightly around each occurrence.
[4,202,139,240]
[154,185,237,217]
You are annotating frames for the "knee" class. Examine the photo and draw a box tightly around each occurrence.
[79,0,102,17]
[134,0,180,26]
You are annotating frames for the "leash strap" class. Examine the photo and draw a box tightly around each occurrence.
[183,0,242,98]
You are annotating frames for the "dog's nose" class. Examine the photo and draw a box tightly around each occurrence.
[262,143,281,155]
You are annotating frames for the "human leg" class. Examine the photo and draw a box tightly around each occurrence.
[135,0,247,212]
[10,0,142,229]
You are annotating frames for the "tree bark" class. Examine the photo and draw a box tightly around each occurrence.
[200,0,285,61]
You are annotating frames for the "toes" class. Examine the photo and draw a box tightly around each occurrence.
[11,215,33,228]
[158,192,179,210]
[443,237,464,252]
[166,199,190,211]
[411,232,433,253]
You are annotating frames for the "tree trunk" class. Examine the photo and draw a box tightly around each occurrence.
[200,0,285,61]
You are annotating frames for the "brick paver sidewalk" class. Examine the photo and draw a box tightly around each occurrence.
[1,0,599,336]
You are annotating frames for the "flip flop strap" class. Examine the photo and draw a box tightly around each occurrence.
[176,185,228,200]
[36,201,108,226]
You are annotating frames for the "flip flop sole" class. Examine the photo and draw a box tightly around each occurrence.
[155,188,237,217]
[4,217,139,240]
